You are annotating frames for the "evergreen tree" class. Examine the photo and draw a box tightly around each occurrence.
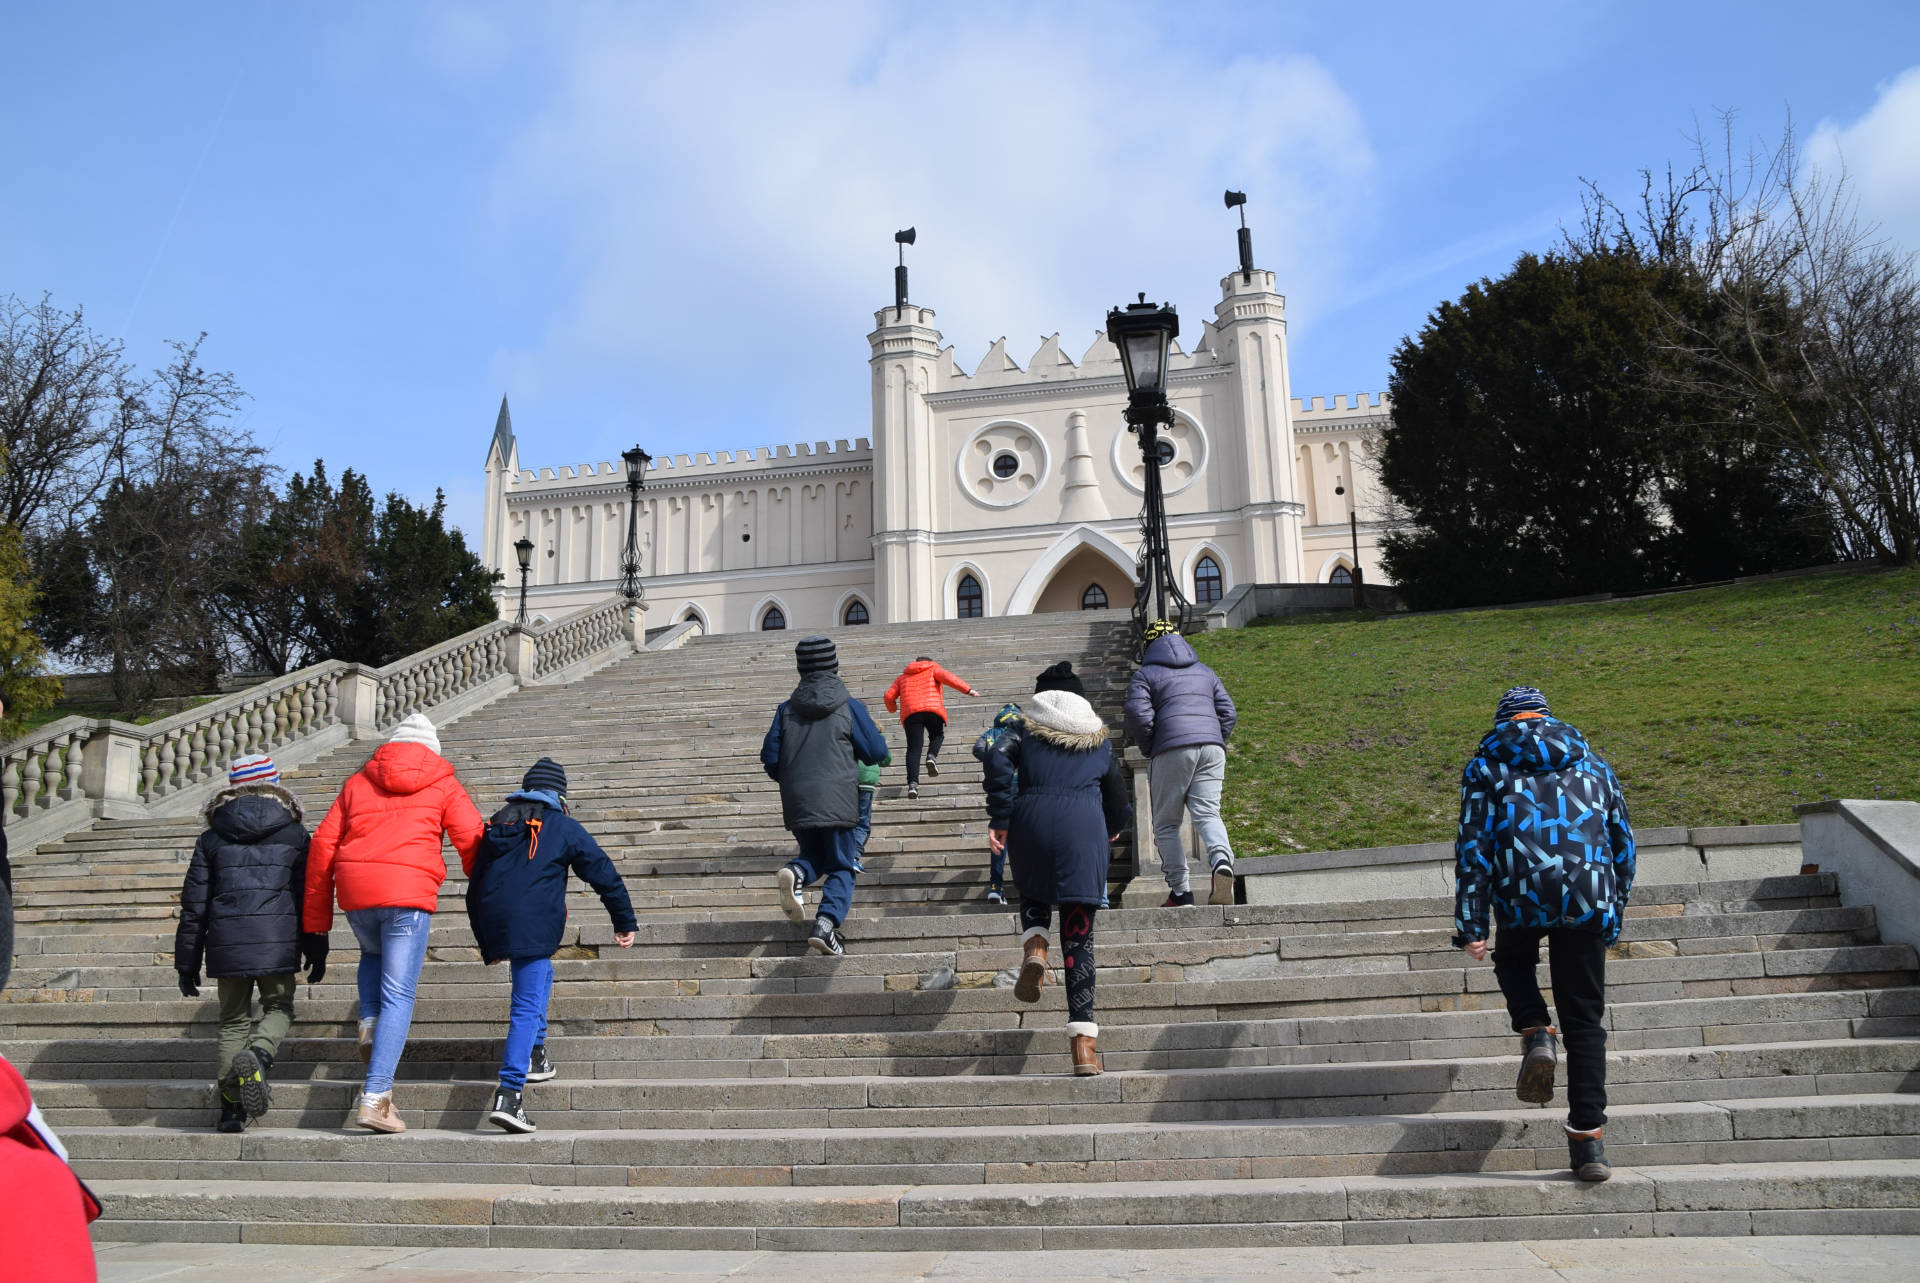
[0,523,64,736]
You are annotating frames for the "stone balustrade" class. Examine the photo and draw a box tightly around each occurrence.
[531,597,629,681]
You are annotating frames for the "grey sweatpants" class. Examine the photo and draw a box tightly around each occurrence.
[1149,743,1234,892]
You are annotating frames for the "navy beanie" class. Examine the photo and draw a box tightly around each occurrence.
[796,635,838,675]
[522,757,568,798]
[1494,686,1551,722]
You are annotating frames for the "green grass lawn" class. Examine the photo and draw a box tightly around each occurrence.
[1195,566,1920,857]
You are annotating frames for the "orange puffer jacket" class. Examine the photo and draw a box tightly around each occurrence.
[301,742,485,931]
[884,660,974,724]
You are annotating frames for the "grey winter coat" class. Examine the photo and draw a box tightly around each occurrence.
[1122,634,1237,757]
[760,673,891,832]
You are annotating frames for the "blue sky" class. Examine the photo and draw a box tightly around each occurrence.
[6,3,1918,539]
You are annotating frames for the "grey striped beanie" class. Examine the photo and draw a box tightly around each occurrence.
[795,635,838,675]
[1495,686,1551,722]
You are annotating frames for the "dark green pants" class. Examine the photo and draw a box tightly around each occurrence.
[216,974,295,1080]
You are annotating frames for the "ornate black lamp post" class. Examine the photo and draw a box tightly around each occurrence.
[1107,294,1193,657]
[619,445,652,605]
[1334,482,1366,610]
[513,536,535,629]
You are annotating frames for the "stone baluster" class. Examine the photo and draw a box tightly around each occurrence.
[1,753,19,822]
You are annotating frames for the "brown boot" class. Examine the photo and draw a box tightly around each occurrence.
[1068,1023,1102,1076]
[354,1091,405,1134]
[1015,932,1049,1004]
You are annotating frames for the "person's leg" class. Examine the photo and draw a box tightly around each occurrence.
[1061,904,1098,1028]
[1015,899,1051,1002]
[1490,926,1550,1031]
[215,977,255,1082]
[249,973,296,1060]
[347,909,385,1040]
[499,956,554,1091]
[924,715,946,771]
[813,828,859,927]
[1548,930,1609,1132]
[364,908,432,1096]
[851,789,874,855]
[1188,744,1234,871]
[1148,749,1199,894]
[903,716,926,788]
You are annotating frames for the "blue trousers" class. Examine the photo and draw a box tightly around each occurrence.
[787,826,863,927]
[499,956,553,1091]
[345,906,433,1095]
[852,789,875,854]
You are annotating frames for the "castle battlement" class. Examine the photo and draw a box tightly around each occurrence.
[511,437,874,488]
[1291,391,1392,417]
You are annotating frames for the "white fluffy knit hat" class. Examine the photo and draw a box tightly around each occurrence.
[387,712,441,755]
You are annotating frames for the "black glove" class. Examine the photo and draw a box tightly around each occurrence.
[299,932,329,984]
[177,970,200,998]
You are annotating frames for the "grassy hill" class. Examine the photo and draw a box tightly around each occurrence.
[1194,566,1920,857]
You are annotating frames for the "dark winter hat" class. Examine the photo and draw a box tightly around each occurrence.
[795,634,838,675]
[522,757,568,798]
[1495,686,1551,722]
[1034,661,1086,697]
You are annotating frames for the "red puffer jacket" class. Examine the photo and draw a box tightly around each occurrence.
[302,742,485,932]
[883,659,974,724]
[0,1056,100,1282]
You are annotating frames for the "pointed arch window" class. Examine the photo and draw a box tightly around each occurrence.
[761,605,787,631]
[1329,565,1353,586]
[1081,583,1108,610]
[843,599,869,626]
[1194,555,1223,605]
[956,574,983,619]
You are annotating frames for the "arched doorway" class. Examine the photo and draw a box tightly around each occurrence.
[1031,545,1132,615]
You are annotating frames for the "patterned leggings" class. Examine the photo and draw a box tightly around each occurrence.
[1020,901,1098,1024]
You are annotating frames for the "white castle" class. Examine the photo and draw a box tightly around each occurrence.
[480,244,1388,634]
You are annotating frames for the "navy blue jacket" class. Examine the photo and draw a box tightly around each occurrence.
[1123,634,1237,757]
[174,785,311,979]
[760,673,890,832]
[983,700,1132,905]
[465,798,638,963]
[1452,717,1637,946]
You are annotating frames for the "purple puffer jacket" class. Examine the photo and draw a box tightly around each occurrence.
[1123,634,1237,758]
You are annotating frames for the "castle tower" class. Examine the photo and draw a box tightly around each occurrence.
[867,256,944,623]
[1213,267,1305,583]
[481,395,519,608]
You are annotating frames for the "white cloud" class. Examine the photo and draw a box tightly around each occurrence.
[1809,66,1920,257]
[462,3,1375,449]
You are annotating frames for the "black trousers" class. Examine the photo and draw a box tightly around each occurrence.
[1491,926,1609,1131]
[903,712,945,786]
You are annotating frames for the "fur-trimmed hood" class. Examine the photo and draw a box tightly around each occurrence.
[202,781,304,827]
[1022,689,1109,751]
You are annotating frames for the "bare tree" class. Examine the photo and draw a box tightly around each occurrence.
[0,294,135,536]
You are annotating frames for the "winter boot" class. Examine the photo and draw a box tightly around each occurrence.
[807,916,845,957]
[775,865,807,925]
[354,1091,405,1134]
[230,1047,273,1121]
[1516,1026,1558,1105]
[215,1088,247,1134]
[526,1044,556,1084]
[1014,933,1049,1004]
[1566,1125,1611,1181]
[486,1086,536,1134]
[1068,1024,1103,1077]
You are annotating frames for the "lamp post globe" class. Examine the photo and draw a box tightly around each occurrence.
[619,445,652,606]
[1106,294,1192,657]
[512,536,535,629]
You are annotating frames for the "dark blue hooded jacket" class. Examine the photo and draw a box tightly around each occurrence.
[1452,716,1636,946]
[465,795,637,963]
[983,692,1132,905]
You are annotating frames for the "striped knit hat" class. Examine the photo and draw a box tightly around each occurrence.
[795,635,838,675]
[229,754,280,786]
[1494,686,1551,722]
[521,757,567,799]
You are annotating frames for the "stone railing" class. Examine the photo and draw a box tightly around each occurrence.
[2,595,649,854]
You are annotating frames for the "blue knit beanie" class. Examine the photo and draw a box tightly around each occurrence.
[1494,686,1551,722]
[521,757,568,798]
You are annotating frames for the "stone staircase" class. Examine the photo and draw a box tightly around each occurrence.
[4,613,1919,1248]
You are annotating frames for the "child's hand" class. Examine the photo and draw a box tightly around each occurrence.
[1463,940,1489,962]
[614,932,635,948]
[988,828,1008,855]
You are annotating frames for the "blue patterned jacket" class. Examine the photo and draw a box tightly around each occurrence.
[1452,716,1635,946]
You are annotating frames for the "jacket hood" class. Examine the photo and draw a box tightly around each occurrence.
[1478,716,1590,774]
[993,702,1023,728]
[1024,689,1109,751]
[203,783,303,833]
[789,671,850,720]
[1143,634,1199,668]
[903,659,936,675]
[362,740,456,794]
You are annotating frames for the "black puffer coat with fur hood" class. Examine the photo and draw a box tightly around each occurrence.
[982,690,1132,905]
[174,783,311,979]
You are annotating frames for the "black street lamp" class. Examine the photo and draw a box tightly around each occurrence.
[1333,482,1366,610]
[513,536,535,629]
[619,445,652,605]
[1107,293,1192,657]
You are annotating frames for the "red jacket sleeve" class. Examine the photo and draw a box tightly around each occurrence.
[302,790,348,933]
[934,666,973,695]
[443,781,487,875]
[883,676,903,715]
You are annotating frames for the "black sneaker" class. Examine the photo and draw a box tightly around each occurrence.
[526,1044,556,1084]
[215,1088,247,1134]
[1516,1027,1558,1105]
[907,784,919,800]
[230,1047,272,1121]
[986,883,1006,905]
[1567,1127,1610,1181]
[1162,891,1195,908]
[487,1086,536,1134]
[807,916,845,957]
[924,756,940,777]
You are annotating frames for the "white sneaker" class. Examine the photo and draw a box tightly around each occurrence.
[776,866,807,924]
[1209,863,1236,906]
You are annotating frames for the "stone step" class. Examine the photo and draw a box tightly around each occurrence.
[84,1158,1920,1248]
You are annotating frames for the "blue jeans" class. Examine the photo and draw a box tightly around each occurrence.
[346,906,433,1095]
[852,790,875,855]
[988,842,1005,885]
[788,827,862,927]
[499,956,553,1091]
